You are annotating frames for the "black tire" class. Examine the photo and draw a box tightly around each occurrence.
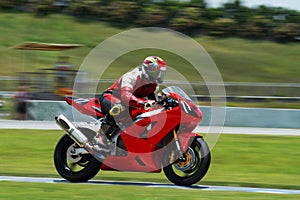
[163,137,211,186]
[54,134,101,182]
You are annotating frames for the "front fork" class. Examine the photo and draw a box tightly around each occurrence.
[172,129,184,157]
[170,129,201,163]
[169,129,186,163]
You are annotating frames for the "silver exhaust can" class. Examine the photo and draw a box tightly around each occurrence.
[55,114,88,146]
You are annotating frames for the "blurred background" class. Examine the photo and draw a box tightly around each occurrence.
[0,1,299,198]
[0,0,299,120]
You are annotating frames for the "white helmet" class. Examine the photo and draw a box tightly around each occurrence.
[142,56,166,83]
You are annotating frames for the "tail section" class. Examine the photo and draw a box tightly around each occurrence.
[65,96,104,118]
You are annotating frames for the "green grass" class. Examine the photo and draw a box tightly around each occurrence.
[0,13,122,76]
[0,13,300,83]
[1,13,300,108]
[197,36,300,83]
[0,129,299,199]
[1,182,299,200]
[207,134,300,189]
[0,129,299,190]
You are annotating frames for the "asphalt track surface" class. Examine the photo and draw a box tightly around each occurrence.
[0,176,300,195]
[1,120,300,194]
[1,120,300,136]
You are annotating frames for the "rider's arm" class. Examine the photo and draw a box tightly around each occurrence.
[120,86,145,108]
[120,72,145,108]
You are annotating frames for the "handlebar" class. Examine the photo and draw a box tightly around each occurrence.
[157,96,178,110]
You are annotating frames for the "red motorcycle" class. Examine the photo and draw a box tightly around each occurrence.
[54,86,210,186]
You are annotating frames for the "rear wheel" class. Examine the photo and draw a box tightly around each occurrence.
[163,137,211,186]
[54,134,101,182]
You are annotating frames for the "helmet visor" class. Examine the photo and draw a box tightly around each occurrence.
[157,70,166,84]
[147,70,160,80]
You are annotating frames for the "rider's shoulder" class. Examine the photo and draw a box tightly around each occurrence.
[129,67,142,77]
[121,67,141,82]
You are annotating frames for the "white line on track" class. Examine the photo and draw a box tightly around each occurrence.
[0,176,299,195]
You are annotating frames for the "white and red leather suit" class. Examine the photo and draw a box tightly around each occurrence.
[100,67,158,115]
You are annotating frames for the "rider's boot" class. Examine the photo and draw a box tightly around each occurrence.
[92,116,115,156]
[92,103,122,159]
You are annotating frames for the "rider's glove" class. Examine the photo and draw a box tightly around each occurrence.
[144,100,156,110]
[137,99,155,110]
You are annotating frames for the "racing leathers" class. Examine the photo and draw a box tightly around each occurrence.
[98,67,158,137]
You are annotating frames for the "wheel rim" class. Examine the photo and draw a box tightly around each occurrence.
[171,144,202,177]
[62,143,92,173]
[174,147,196,171]
[67,145,83,163]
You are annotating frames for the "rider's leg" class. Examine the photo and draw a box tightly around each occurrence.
[99,114,115,140]
[94,93,121,150]
[99,94,121,138]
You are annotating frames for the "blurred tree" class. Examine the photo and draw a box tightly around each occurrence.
[135,6,170,27]
[205,8,226,20]
[239,15,273,39]
[190,0,206,8]
[256,5,273,14]
[69,0,100,17]
[0,0,298,42]
[154,0,182,17]
[169,7,205,31]
[285,10,300,23]
[223,0,242,10]
[0,0,27,9]
[221,0,251,23]
[135,0,153,6]
[35,0,55,16]
[272,23,300,41]
[104,1,139,24]
[208,17,237,36]
[101,0,113,5]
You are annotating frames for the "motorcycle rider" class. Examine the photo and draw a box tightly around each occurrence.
[94,56,167,153]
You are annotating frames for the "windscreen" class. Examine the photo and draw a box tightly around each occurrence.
[162,86,192,102]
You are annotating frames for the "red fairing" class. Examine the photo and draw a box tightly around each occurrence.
[65,96,104,118]
[62,87,207,174]
[178,132,202,153]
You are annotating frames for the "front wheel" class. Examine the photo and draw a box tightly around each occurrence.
[54,134,101,182]
[163,137,211,186]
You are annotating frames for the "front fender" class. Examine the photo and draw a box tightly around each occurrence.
[178,132,202,153]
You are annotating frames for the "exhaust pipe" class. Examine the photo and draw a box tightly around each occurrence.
[55,114,88,146]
